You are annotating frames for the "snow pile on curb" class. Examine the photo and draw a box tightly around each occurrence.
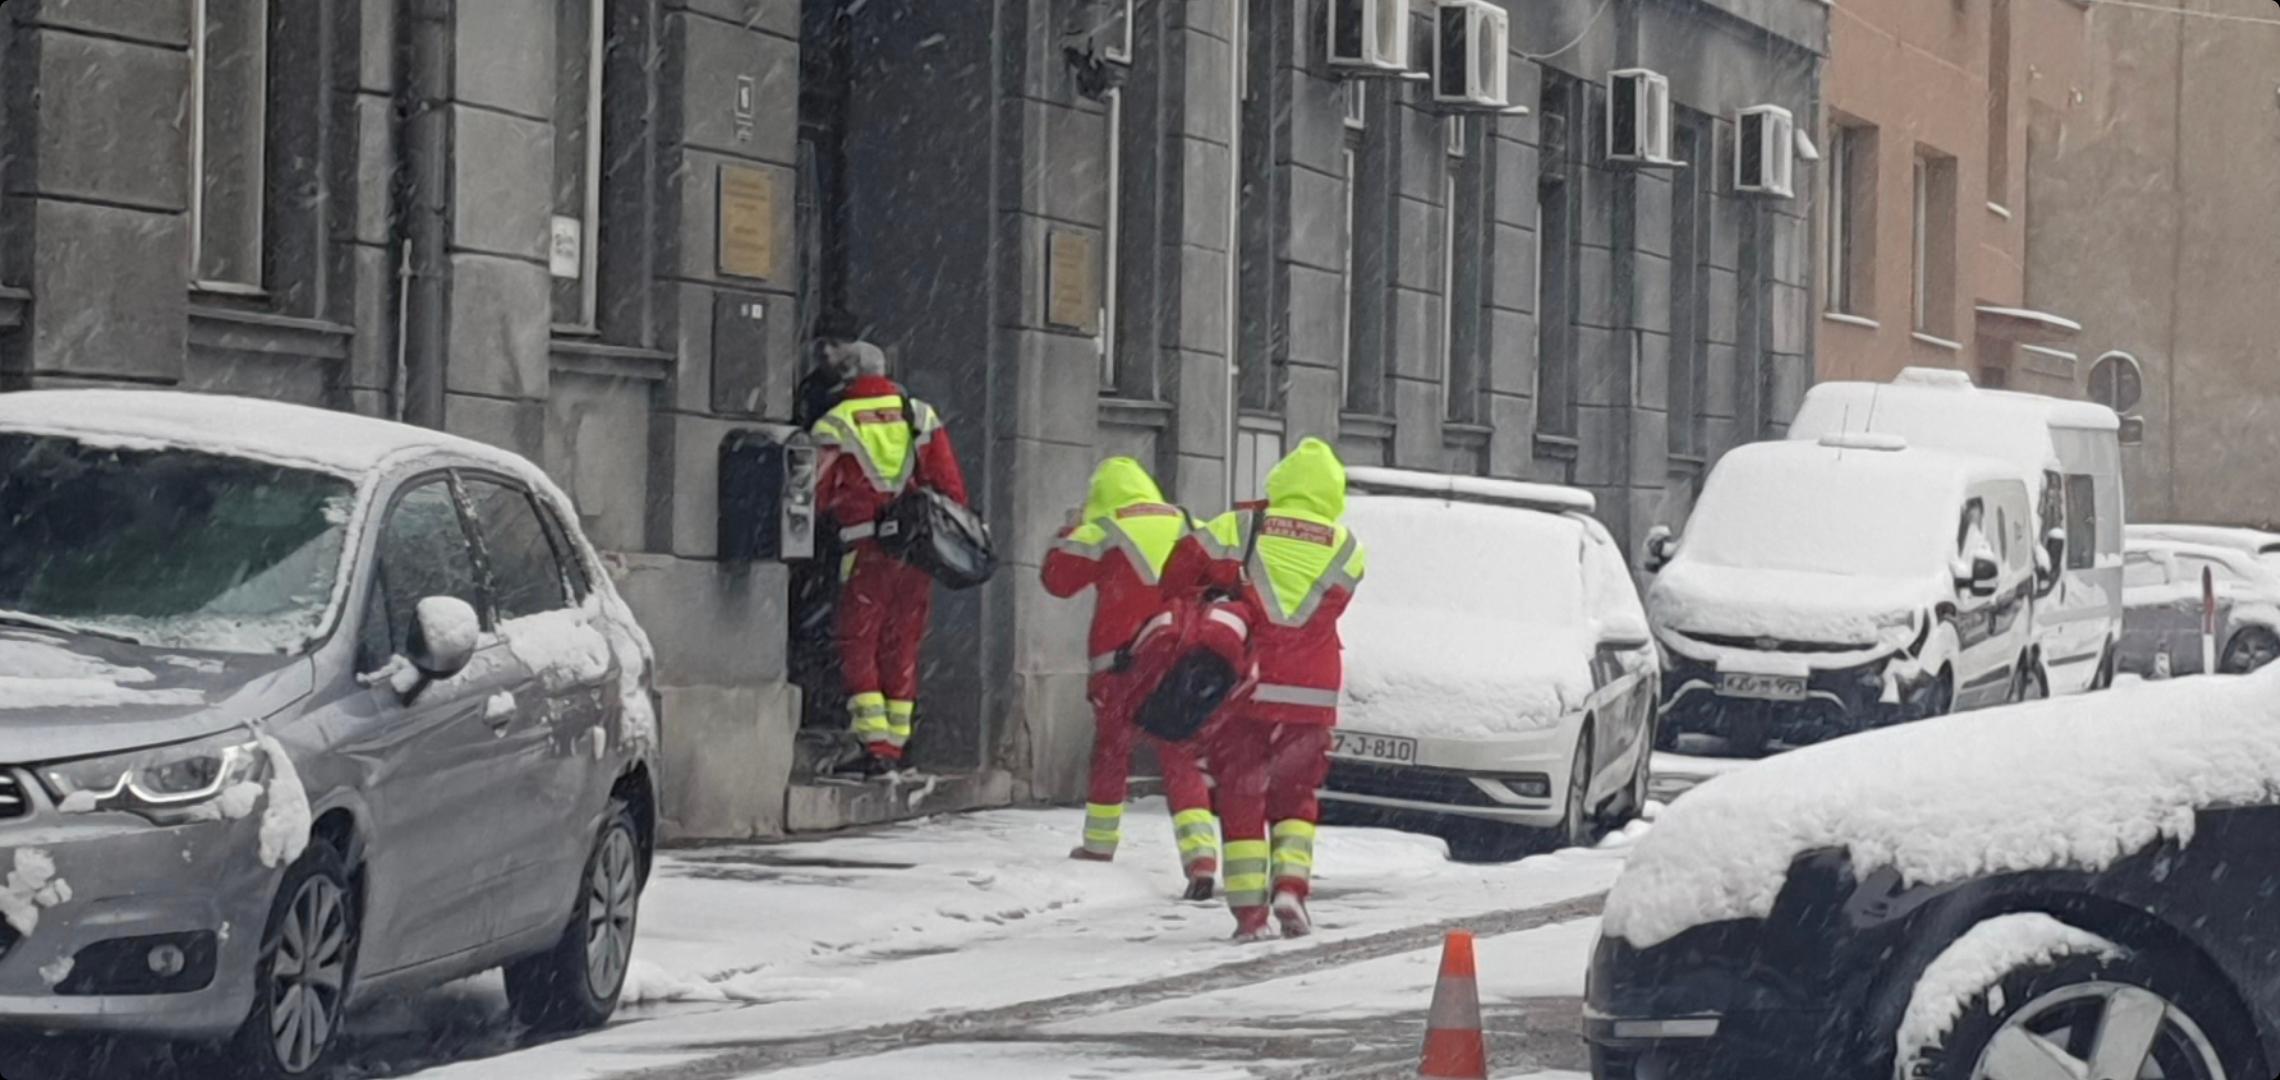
[1604,666,2280,949]
[1895,913,2125,1071]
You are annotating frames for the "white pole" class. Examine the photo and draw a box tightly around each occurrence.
[2201,565,2218,675]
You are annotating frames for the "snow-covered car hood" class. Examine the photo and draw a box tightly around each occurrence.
[1341,612,1592,739]
[0,632,311,761]
[1602,665,2280,950]
[1648,560,1929,648]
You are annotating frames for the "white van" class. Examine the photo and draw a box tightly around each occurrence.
[1786,367,2124,694]
[1645,435,2037,754]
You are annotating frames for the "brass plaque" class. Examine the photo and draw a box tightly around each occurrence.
[718,165,776,281]
[1046,228,1099,334]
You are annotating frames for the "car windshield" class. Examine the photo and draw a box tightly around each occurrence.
[1683,452,1954,579]
[0,433,355,654]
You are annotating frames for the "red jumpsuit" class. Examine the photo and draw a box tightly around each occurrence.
[812,375,969,761]
[1042,458,1218,887]
[1162,438,1364,939]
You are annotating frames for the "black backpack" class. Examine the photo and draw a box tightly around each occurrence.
[875,396,997,590]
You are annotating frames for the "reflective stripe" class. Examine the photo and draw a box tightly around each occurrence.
[1205,607,1251,640]
[885,700,916,749]
[842,522,878,542]
[1089,652,1124,674]
[840,550,860,582]
[1250,526,1362,627]
[1271,820,1316,880]
[1224,839,1271,907]
[1082,802,1125,855]
[817,394,921,494]
[1252,683,1341,708]
[1174,809,1219,858]
[848,693,891,741]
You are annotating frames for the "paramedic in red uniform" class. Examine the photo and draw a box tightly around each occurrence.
[1043,457,1221,899]
[1163,438,1365,941]
[810,341,969,773]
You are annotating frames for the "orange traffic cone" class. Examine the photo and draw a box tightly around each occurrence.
[1418,930,1489,1079]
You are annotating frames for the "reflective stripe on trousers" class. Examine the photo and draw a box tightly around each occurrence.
[1173,808,1219,872]
[885,700,916,750]
[848,692,891,743]
[1082,802,1124,856]
[1224,839,1270,909]
[1271,819,1316,885]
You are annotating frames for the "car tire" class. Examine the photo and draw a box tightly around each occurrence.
[2091,640,2118,690]
[2008,653,2047,703]
[505,799,644,1034]
[1900,950,2261,1080]
[213,841,358,1080]
[2220,627,2280,674]
[1444,825,1536,864]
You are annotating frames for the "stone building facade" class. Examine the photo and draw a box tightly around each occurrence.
[0,0,1821,837]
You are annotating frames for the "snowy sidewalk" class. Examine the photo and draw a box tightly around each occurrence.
[393,799,1644,1080]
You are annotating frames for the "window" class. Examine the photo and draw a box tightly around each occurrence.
[1235,0,1278,413]
[2064,474,2097,571]
[2122,553,2168,590]
[1101,88,1124,388]
[190,0,267,290]
[466,479,572,621]
[1443,119,1486,423]
[1535,76,1579,439]
[368,480,484,667]
[2177,555,2239,588]
[1344,81,1367,130]
[1824,124,1877,317]
[1233,426,1283,503]
[1957,498,1987,556]
[1912,151,1958,337]
[1669,116,1709,456]
[1441,171,1458,414]
[1340,147,1358,400]
[552,0,606,329]
[1986,0,2013,209]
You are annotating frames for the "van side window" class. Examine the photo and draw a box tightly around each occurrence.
[2064,474,2097,570]
[1957,498,1987,555]
[1995,506,2010,562]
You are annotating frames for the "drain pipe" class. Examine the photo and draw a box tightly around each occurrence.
[396,0,451,430]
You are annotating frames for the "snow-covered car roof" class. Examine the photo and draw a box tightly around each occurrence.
[1602,665,2280,950]
[1790,374,2118,480]
[1345,466,1597,514]
[2127,523,2280,557]
[0,389,508,479]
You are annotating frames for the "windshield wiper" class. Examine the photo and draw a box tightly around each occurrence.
[0,610,144,646]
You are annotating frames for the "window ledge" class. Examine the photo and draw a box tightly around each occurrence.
[1099,396,1173,430]
[1823,311,1881,331]
[1668,451,1707,471]
[0,285,28,330]
[1238,411,1285,431]
[1986,202,2014,221]
[188,305,352,361]
[1444,421,1493,449]
[549,339,675,381]
[1911,331,1965,353]
[1534,432,1581,461]
[1340,412,1396,439]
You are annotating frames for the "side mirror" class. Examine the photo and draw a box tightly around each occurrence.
[1964,555,2001,598]
[408,596,480,681]
[1642,526,1678,573]
[2044,528,2066,571]
[1599,612,1654,652]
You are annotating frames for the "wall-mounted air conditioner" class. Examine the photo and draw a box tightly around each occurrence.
[1432,1,1509,110]
[1735,104,1796,198]
[1329,0,1411,75]
[1607,69,1675,166]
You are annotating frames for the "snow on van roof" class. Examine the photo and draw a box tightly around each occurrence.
[1791,377,2116,477]
[0,389,508,477]
[1604,664,2280,950]
[1344,466,1596,513]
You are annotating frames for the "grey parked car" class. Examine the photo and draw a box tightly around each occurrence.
[0,390,660,1077]
[2119,537,2280,676]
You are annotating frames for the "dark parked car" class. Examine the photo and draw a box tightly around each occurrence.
[0,391,660,1078]
[1586,665,2280,1080]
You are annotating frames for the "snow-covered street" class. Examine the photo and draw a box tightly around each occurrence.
[303,798,1644,1080]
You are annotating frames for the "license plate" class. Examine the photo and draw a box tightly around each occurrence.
[1718,672,1807,701]
[1331,731,1418,765]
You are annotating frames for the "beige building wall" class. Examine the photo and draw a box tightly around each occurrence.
[1815,0,2090,393]
[2026,0,2280,526]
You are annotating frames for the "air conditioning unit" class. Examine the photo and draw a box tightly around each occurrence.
[1432,1,1509,110]
[1735,104,1796,197]
[1329,0,1411,74]
[1606,69,1675,165]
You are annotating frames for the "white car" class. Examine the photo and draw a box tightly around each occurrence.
[1319,468,1660,862]
[2119,537,2280,676]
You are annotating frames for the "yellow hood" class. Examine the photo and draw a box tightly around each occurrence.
[1265,438,1347,521]
[1083,457,1166,523]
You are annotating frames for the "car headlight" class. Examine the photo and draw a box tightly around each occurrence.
[41,729,265,819]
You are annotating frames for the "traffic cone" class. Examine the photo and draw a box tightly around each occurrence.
[1417,930,1489,1079]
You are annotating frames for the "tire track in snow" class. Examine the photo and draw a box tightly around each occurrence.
[613,890,1609,1080]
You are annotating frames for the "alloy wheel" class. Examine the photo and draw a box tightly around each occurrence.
[584,825,640,1001]
[1973,982,2226,1080]
[2221,630,2280,674]
[268,876,349,1074]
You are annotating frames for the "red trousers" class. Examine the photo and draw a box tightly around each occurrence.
[1207,719,1332,906]
[1086,673,1215,814]
[836,546,933,753]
